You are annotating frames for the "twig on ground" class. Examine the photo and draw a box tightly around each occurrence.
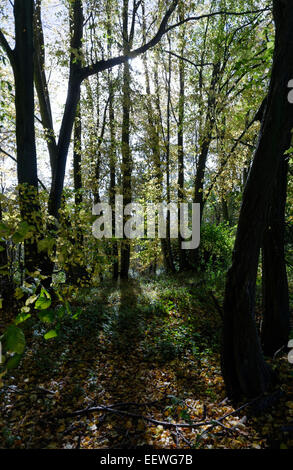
[61,395,262,430]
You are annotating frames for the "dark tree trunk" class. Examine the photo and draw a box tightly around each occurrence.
[193,62,220,268]
[13,0,42,275]
[106,2,119,281]
[73,93,82,207]
[152,60,174,272]
[120,0,132,280]
[164,39,176,274]
[34,0,58,174]
[108,77,119,281]
[143,1,175,275]
[261,156,290,356]
[222,0,293,401]
[194,62,220,217]
[65,93,89,286]
[177,5,190,272]
[48,0,83,219]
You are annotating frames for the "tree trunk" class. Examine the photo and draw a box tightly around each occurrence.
[261,156,290,356]
[34,0,58,175]
[13,0,42,275]
[65,92,89,286]
[48,0,83,219]
[177,4,190,272]
[120,0,132,280]
[164,39,176,274]
[152,59,174,272]
[106,1,119,281]
[73,92,82,207]
[222,0,293,401]
[108,74,119,280]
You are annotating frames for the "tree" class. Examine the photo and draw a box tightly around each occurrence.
[120,0,133,280]
[0,0,41,274]
[261,155,290,356]
[222,0,293,400]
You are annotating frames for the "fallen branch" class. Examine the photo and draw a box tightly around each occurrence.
[1,385,55,395]
[61,395,262,430]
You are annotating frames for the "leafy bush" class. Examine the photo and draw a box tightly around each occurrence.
[198,222,235,288]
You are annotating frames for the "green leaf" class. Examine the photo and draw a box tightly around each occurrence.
[6,353,22,370]
[38,309,55,323]
[65,300,72,315]
[12,232,25,243]
[35,288,51,310]
[44,329,58,340]
[267,40,274,50]
[0,221,10,238]
[71,308,82,320]
[14,312,31,325]
[25,294,38,306]
[38,237,55,253]
[180,409,192,423]
[12,221,34,243]
[56,306,65,320]
[3,325,25,354]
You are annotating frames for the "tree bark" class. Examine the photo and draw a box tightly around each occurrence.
[164,38,176,274]
[109,83,119,281]
[106,1,119,280]
[73,92,82,207]
[120,0,132,280]
[13,0,43,275]
[261,156,290,356]
[48,0,83,219]
[177,3,190,271]
[222,0,293,400]
[34,0,58,175]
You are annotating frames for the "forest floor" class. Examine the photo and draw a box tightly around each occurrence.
[1,276,293,449]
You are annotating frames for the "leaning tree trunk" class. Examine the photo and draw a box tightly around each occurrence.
[48,0,83,220]
[222,0,293,401]
[261,156,290,356]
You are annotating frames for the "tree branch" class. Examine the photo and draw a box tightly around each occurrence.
[162,49,213,69]
[80,5,271,81]
[80,0,179,79]
[165,7,272,33]
[0,30,15,67]
[129,0,142,45]
[61,395,264,430]
[0,146,47,191]
[203,116,257,203]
